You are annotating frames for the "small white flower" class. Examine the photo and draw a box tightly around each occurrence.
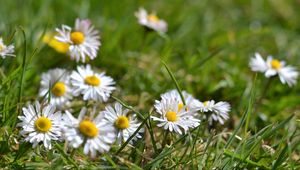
[70,65,115,102]
[55,18,100,62]
[39,68,72,108]
[160,89,201,114]
[0,38,15,58]
[197,100,230,125]
[249,52,299,87]
[62,108,116,158]
[102,102,144,144]
[135,8,168,33]
[17,102,62,149]
[152,98,200,134]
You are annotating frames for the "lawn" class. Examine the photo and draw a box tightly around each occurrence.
[0,0,299,169]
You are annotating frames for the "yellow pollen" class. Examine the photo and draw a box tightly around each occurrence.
[51,82,66,97]
[178,103,184,111]
[79,120,98,138]
[203,101,209,107]
[0,44,4,52]
[35,117,52,133]
[166,111,177,122]
[147,14,159,22]
[70,31,85,45]
[85,75,101,86]
[115,116,130,129]
[270,59,281,70]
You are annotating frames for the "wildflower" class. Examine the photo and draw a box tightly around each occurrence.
[102,102,143,144]
[249,52,299,86]
[18,102,62,149]
[70,65,115,101]
[0,38,15,58]
[55,18,100,62]
[152,98,200,134]
[160,89,201,114]
[43,33,69,53]
[39,68,72,108]
[135,8,167,33]
[197,100,230,125]
[62,108,116,157]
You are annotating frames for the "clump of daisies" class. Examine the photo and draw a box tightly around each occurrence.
[249,52,299,87]
[55,18,101,62]
[0,37,15,58]
[135,7,168,33]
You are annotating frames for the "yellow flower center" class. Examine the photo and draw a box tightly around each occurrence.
[203,101,209,107]
[270,59,281,70]
[85,75,101,86]
[178,103,184,111]
[147,14,159,22]
[115,116,130,129]
[166,111,177,122]
[79,120,98,138]
[70,31,85,45]
[51,82,66,97]
[35,117,52,133]
[0,44,4,52]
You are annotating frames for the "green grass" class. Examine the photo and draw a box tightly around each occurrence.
[0,0,300,169]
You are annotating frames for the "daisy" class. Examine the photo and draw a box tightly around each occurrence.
[0,38,15,58]
[249,52,299,87]
[43,33,69,53]
[102,102,143,144]
[135,8,168,33]
[17,101,62,149]
[160,89,201,114]
[70,65,115,102]
[55,18,100,62]
[152,98,200,134]
[62,108,116,157]
[39,68,72,108]
[197,100,230,125]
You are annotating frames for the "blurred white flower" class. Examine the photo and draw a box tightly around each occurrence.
[39,68,72,108]
[70,65,115,102]
[152,98,200,134]
[62,108,116,158]
[102,102,143,144]
[160,89,201,114]
[135,8,168,33]
[197,100,230,125]
[250,52,298,87]
[18,102,62,149]
[55,18,100,62]
[0,38,15,58]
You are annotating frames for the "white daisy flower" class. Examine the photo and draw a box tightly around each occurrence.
[17,101,62,149]
[160,89,201,114]
[135,8,168,33]
[0,38,15,58]
[197,100,230,125]
[152,98,200,134]
[70,65,115,102]
[102,102,143,144]
[55,18,100,62]
[249,52,299,87]
[62,108,116,157]
[39,68,72,108]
